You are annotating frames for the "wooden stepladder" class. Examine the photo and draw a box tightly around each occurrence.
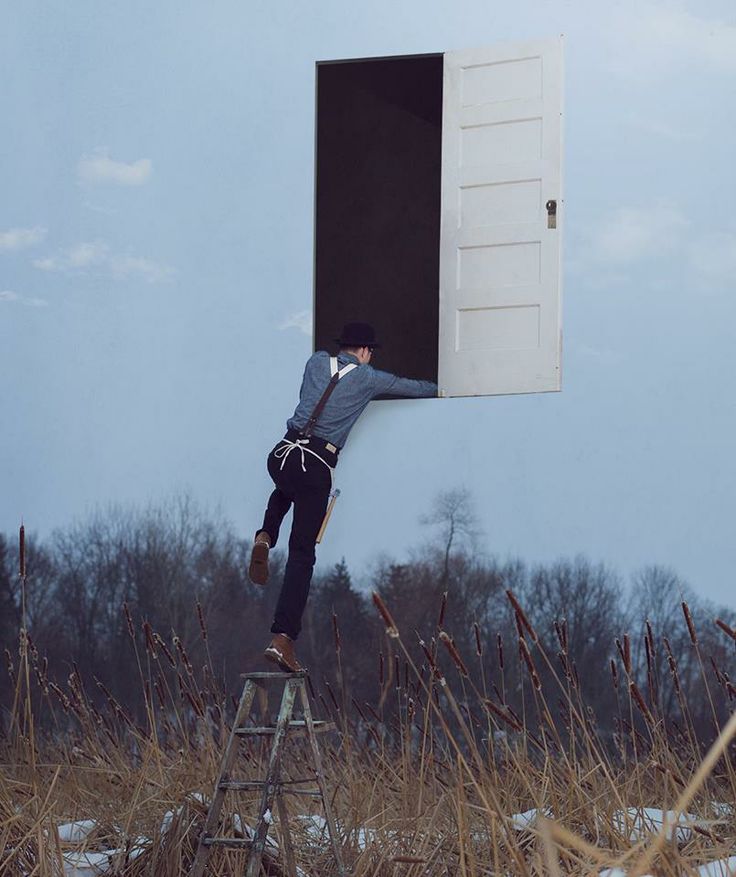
[189,671,348,877]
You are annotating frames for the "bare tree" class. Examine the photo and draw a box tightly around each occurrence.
[420,487,480,582]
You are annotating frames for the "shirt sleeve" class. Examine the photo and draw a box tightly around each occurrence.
[369,367,438,399]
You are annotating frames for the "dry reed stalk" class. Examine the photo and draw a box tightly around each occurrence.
[372,592,399,638]
[439,631,469,678]
[437,591,448,629]
[715,618,736,643]
[506,589,538,642]
[628,707,736,877]
[518,638,541,691]
[682,601,698,645]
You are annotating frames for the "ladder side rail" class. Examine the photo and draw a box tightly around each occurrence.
[275,794,298,877]
[189,679,258,877]
[298,682,348,877]
[246,679,299,877]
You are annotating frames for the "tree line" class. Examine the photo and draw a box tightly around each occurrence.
[1,490,734,745]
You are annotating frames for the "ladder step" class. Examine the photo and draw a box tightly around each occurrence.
[218,781,323,797]
[235,720,335,736]
[203,837,253,848]
[240,671,307,679]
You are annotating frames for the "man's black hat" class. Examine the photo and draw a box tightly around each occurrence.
[335,322,382,349]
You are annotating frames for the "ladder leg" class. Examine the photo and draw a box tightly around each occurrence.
[246,679,298,877]
[275,792,298,877]
[189,679,258,877]
[297,682,348,877]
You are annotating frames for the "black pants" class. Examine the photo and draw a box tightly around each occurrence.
[258,434,335,640]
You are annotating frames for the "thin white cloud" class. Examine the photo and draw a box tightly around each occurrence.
[109,254,175,284]
[34,241,109,272]
[587,203,688,265]
[279,310,312,336]
[688,232,736,285]
[77,149,152,186]
[33,241,173,284]
[0,290,48,307]
[606,4,736,76]
[0,226,47,251]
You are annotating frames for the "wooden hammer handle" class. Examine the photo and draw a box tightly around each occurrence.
[316,492,339,544]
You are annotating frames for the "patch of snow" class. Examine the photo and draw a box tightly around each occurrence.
[510,808,552,830]
[600,857,736,877]
[611,807,700,842]
[697,857,736,877]
[57,820,97,843]
[710,801,735,819]
[62,850,114,876]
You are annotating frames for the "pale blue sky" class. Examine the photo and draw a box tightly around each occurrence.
[2,1,735,606]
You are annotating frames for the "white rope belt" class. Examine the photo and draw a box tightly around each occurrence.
[274,438,334,474]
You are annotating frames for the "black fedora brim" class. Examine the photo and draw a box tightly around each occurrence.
[334,338,382,348]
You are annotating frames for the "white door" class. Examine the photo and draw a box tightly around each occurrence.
[438,37,564,397]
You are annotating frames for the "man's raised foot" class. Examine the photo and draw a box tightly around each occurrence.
[248,532,271,585]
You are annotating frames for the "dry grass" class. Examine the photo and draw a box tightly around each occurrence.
[2,587,735,876]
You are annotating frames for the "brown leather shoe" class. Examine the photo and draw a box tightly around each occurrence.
[248,533,271,586]
[264,634,305,673]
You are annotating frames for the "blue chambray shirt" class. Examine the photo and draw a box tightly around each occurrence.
[286,351,438,448]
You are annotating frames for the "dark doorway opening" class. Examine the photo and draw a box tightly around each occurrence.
[314,54,443,387]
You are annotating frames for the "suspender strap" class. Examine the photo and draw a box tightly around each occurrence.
[301,357,357,438]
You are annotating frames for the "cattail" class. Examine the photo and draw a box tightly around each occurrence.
[473,622,483,656]
[185,690,204,717]
[615,637,632,675]
[483,698,523,732]
[19,524,25,577]
[610,659,618,689]
[123,602,135,640]
[664,640,682,695]
[439,630,468,677]
[554,620,565,652]
[710,656,724,686]
[682,601,698,645]
[143,621,157,655]
[173,636,194,676]
[404,660,409,690]
[332,612,341,652]
[437,591,448,628]
[519,637,541,690]
[418,637,443,681]
[394,654,401,690]
[571,661,580,690]
[506,590,538,642]
[155,633,176,667]
[196,601,208,641]
[351,697,369,724]
[378,652,384,685]
[727,681,736,700]
[154,677,166,709]
[715,618,736,643]
[324,679,340,711]
[645,634,652,672]
[372,592,399,638]
[497,633,504,669]
[645,620,656,657]
[630,681,653,724]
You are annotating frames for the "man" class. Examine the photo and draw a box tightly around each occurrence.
[249,321,437,672]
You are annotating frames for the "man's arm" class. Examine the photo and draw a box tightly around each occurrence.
[370,367,438,399]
